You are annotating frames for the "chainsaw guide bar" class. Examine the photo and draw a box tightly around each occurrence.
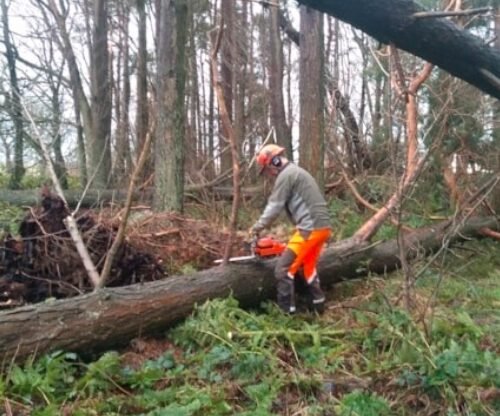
[214,236,286,264]
[213,255,257,264]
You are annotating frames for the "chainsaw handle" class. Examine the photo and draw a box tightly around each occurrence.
[250,234,258,253]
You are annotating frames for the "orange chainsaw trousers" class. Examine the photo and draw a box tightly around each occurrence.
[286,228,331,283]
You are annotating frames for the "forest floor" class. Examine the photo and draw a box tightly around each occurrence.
[1,239,498,415]
[0,198,499,415]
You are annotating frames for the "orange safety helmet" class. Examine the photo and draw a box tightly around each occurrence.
[256,144,285,173]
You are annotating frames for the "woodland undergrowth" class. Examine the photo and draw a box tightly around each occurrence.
[1,246,498,415]
[0,197,499,416]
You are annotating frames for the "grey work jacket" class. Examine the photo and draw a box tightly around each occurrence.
[253,163,331,233]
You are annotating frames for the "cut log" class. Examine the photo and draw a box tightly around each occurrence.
[0,216,498,362]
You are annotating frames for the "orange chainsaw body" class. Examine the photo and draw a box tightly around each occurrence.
[254,237,286,258]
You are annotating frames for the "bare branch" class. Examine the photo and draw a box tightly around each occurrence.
[19,95,101,288]
[413,7,493,19]
[98,120,155,288]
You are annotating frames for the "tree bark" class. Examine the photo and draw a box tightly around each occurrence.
[135,0,151,183]
[89,0,112,188]
[492,5,500,211]
[49,75,68,190]
[1,0,25,189]
[0,216,498,362]
[233,0,248,163]
[219,0,234,182]
[296,0,500,100]
[210,21,241,264]
[279,9,369,173]
[113,1,132,185]
[268,6,292,158]
[154,0,188,212]
[299,6,325,188]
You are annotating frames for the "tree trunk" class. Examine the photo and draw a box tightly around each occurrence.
[41,0,94,188]
[0,216,497,362]
[268,5,292,158]
[153,0,188,213]
[75,104,88,187]
[113,1,132,185]
[135,0,151,182]
[299,6,325,188]
[50,80,68,190]
[233,0,248,162]
[219,0,234,181]
[492,5,500,211]
[279,10,368,173]
[210,21,241,264]
[296,0,500,100]
[186,13,199,178]
[89,0,112,188]
[1,0,25,189]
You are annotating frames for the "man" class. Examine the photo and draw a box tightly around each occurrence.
[250,144,332,314]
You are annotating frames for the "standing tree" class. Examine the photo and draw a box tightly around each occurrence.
[218,0,234,181]
[38,0,113,189]
[89,0,112,188]
[268,4,292,158]
[278,10,368,175]
[46,53,68,189]
[153,0,188,212]
[299,5,325,187]
[1,0,25,189]
[113,0,132,185]
[135,0,151,183]
[233,0,248,161]
[492,1,500,210]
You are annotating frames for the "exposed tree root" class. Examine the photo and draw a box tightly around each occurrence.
[0,191,243,307]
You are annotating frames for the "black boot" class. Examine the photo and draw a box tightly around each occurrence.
[307,276,325,314]
[277,276,296,314]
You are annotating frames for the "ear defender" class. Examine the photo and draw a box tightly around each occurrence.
[271,156,282,167]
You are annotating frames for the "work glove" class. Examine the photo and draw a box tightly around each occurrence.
[248,226,260,251]
[248,225,261,239]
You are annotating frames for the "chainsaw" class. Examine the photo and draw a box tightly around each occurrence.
[214,236,286,264]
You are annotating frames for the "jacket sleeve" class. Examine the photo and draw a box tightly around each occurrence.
[252,174,292,232]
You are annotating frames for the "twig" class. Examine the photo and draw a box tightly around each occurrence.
[0,300,24,308]
[186,168,233,191]
[340,171,413,231]
[248,126,275,173]
[20,271,84,295]
[413,7,492,19]
[479,227,500,240]
[4,399,13,416]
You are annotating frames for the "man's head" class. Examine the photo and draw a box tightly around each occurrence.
[256,144,287,176]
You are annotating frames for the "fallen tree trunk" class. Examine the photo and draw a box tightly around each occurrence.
[0,216,497,362]
[0,185,263,207]
[297,0,500,100]
[0,189,142,208]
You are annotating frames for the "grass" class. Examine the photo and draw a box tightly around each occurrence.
[0,238,498,415]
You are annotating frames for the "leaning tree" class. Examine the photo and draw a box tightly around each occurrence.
[297,0,500,100]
